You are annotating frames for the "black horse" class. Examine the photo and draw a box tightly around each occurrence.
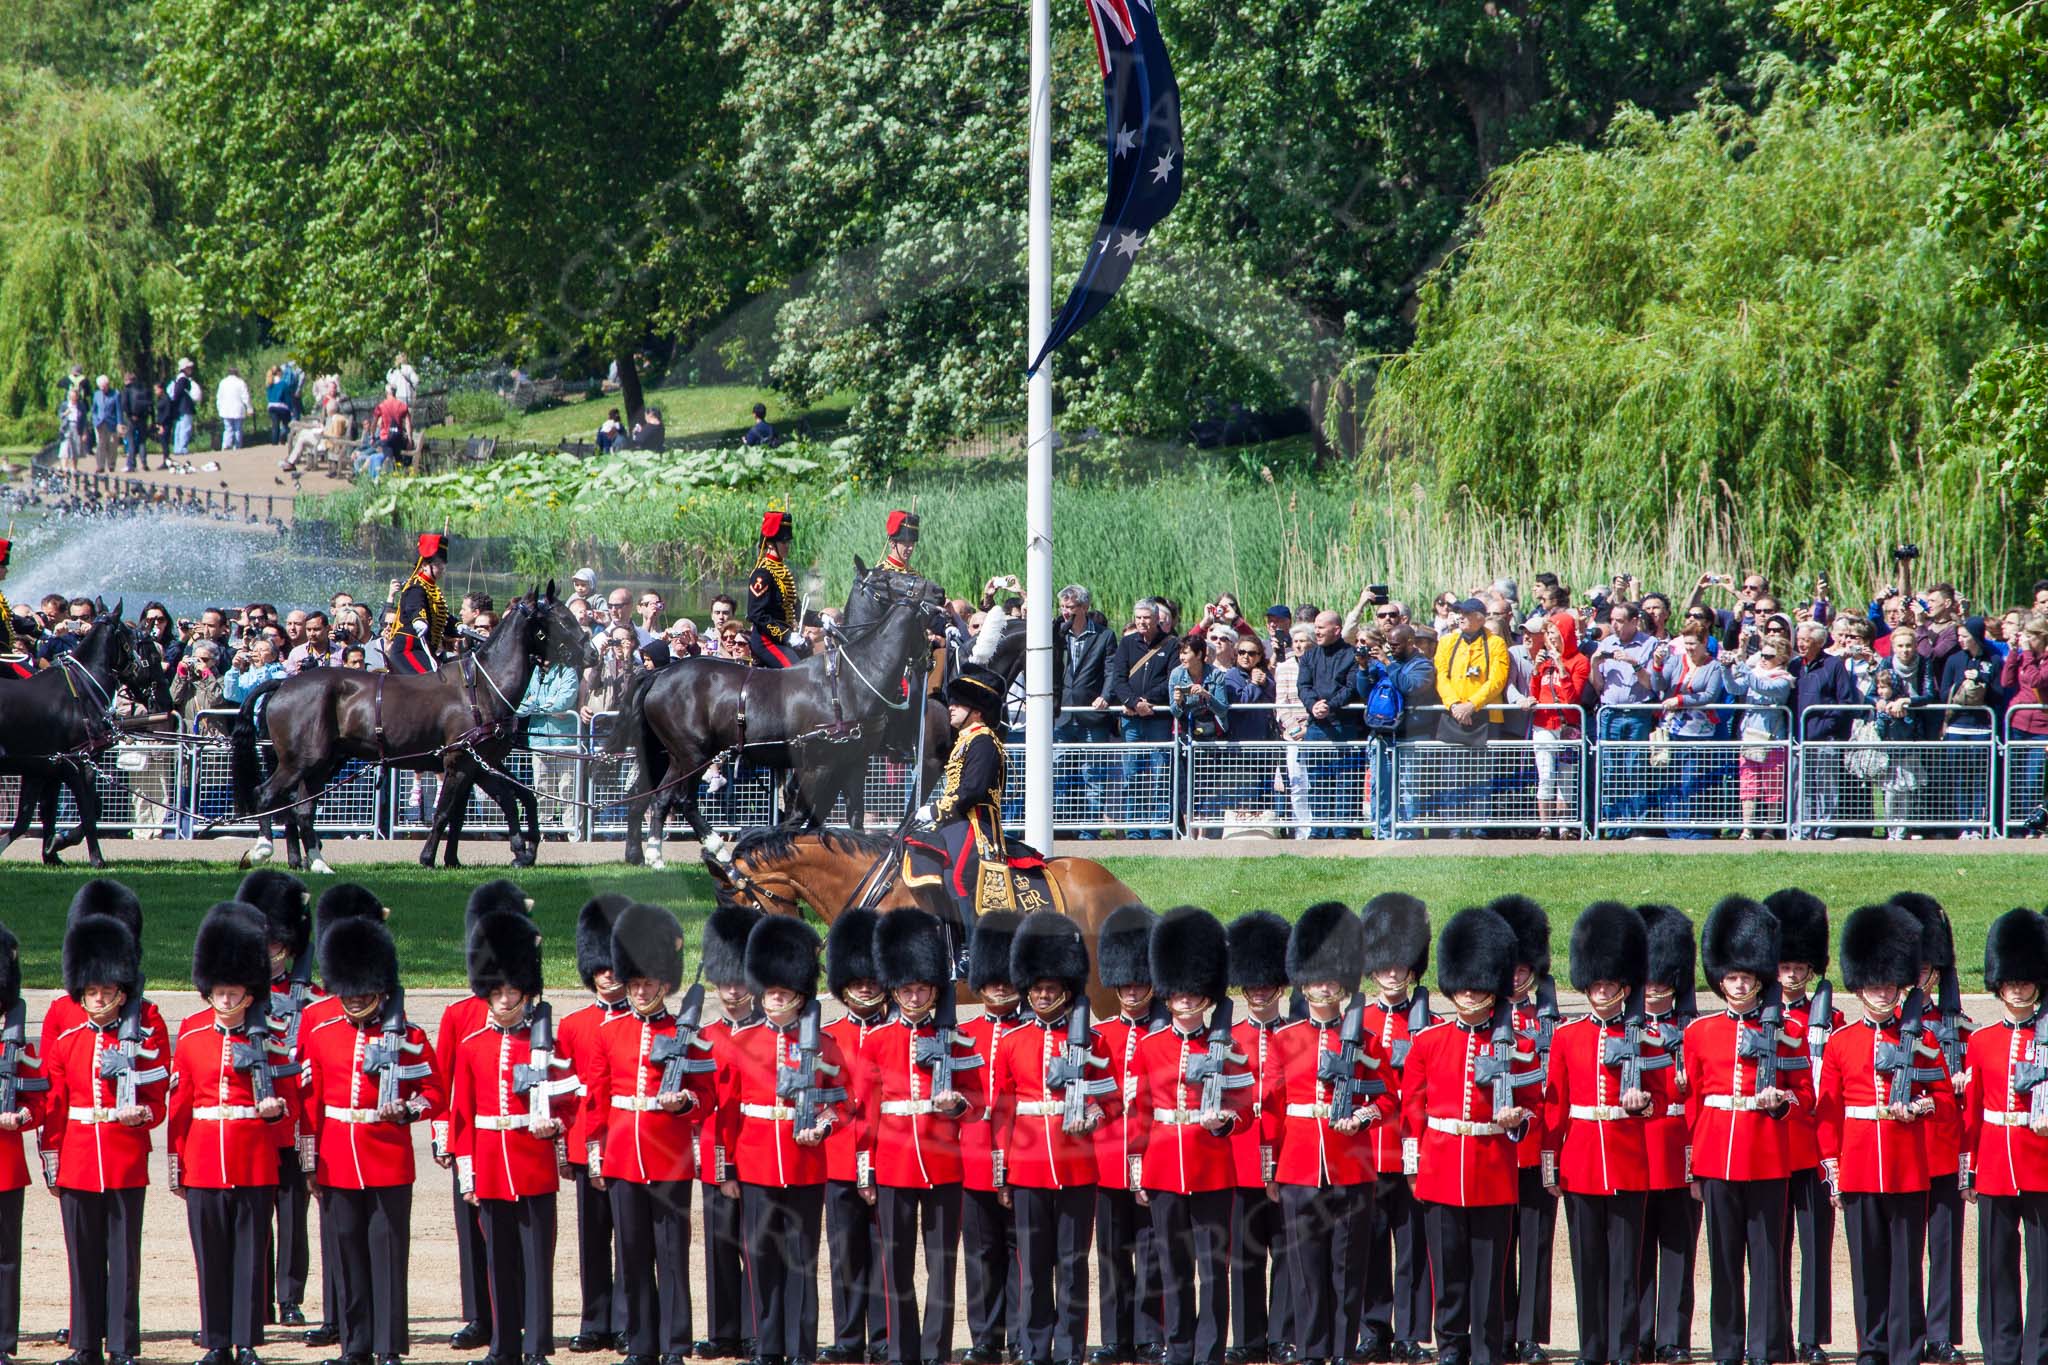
[0,603,141,866]
[231,584,595,872]
[608,559,947,867]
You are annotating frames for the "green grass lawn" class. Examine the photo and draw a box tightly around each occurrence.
[443,382,852,445]
[6,851,2034,991]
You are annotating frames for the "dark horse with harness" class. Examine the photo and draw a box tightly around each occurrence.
[0,602,146,866]
[230,583,595,872]
[606,559,948,868]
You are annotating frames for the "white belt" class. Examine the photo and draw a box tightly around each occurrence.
[1427,1116,1503,1137]
[1844,1105,1905,1122]
[881,1099,938,1116]
[740,1103,797,1121]
[1016,1100,1064,1116]
[66,1106,119,1124]
[1983,1110,2034,1128]
[1569,1104,1630,1122]
[1285,1103,1336,1119]
[191,1105,261,1122]
[1153,1107,1209,1125]
[324,1105,383,1123]
[1702,1094,1769,1112]
[611,1095,666,1112]
[1664,1103,1687,1117]
[475,1114,536,1132]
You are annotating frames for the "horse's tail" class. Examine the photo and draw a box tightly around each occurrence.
[229,678,284,815]
[604,668,651,755]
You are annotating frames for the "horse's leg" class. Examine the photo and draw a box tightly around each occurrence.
[296,759,340,875]
[249,758,308,865]
[70,762,107,868]
[0,774,31,859]
[470,760,534,868]
[621,764,647,866]
[441,764,480,868]
[416,764,454,868]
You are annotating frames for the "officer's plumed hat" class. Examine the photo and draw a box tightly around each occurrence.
[1840,904,1925,992]
[1765,889,1830,972]
[827,907,882,1000]
[1985,909,2048,994]
[318,916,398,1000]
[970,911,1022,992]
[466,879,534,930]
[0,925,20,1017]
[1097,904,1157,990]
[1010,912,1088,997]
[193,902,273,999]
[941,664,1007,722]
[1889,892,1953,970]
[876,909,952,990]
[1436,907,1519,1000]
[314,883,387,943]
[1151,906,1227,1002]
[1361,893,1431,979]
[469,910,545,1000]
[416,532,450,562]
[760,510,793,541]
[701,904,761,988]
[64,914,140,1002]
[1637,903,1698,1007]
[1568,901,1648,994]
[1226,911,1291,991]
[237,868,311,961]
[1486,894,1550,975]
[745,915,821,999]
[1288,901,1363,991]
[68,878,142,942]
[575,893,632,990]
[610,903,685,990]
[1701,896,1778,996]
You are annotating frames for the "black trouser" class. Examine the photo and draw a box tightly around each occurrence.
[1925,1171,1965,1348]
[1281,1182,1365,1362]
[573,1164,625,1337]
[274,1147,311,1310]
[317,1184,341,1332]
[744,1182,826,1363]
[453,1164,489,1328]
[1015,1186,1095,1362]
[59,1186,144,1357]
[1562,1191,1643,1365]
[1099,1186,1165,1351]
[326,1184,412,1358]
[1366,1173,1431,1349]
[1843,1190,1926,1365]
[611,1178,694,1356]
[827,1178,886,1354]
[480,1193,557,1360]
[1232,1185,1293,1352]
[1783,1166,1834,1350]
[1505,1166,1555,1348]
[963,1186,1021,1353]
[1977,1191,2048,1365]
[1634,1187,1699,1356]
[189,1187,270,1350]
[1151,1189,1233,1365]
[0,1188,21,1354]
[1421,1200,1512,1365]
[879,1184,962,1365]
[704,1177,752,1346]
[1699,1176,1789,1365]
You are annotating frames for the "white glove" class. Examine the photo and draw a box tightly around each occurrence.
[915,803,935,824]
[39,1150,57,1190]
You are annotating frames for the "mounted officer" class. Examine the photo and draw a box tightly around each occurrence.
[881,510,919,574]
[748,509,801,668]
[907,663,1015,941]
[386,532,454,674]
[0,538,32,679]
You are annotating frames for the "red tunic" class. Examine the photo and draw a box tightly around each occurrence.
[1641,1012,1692,1188]
[555,998,627,1171]
[712,1018,849,1187]
[433,994,489,1159]
[1092,1010,1164,1190]
[1127,1025,1255,1195]
[1398,1017,1542,1208]
[1814,1015,1943,1195]
[449,1015,584,1200]
[40,997,165,1062]
[1964,1017,2048,1197]
[300,1010,445,1189]
[40,1012,172,1192]
[853,1016,986,1188]
[1511,997,1559,1170]
[1540,1014,1675,1195]
[1782,995,1843,1172]
[1265,1016,1390,1187]
[1682,1008,1815,1182]
[824,1008,892,1183]
[693,1015,743,1184]
[168,1012,299,1188]
[959,1010,1024,1191]
[584,1006,715,1185]
[1362,997,1427,1174]
[0,1029,48,1192]
[990,1012,1119,1190]
[1924,1014,1972,1178]
[1229,1016,1289,1187]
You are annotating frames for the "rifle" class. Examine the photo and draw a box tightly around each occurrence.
[0,1001,48,1116]
[1875,989,1944,1109]
[1185,997,1255,1119]
[648,982,715,1096]
[361,990,432,1115]
[1389,989,1432,1068]
[2014,1010,2048,1126]
[1530,974,1563,1057]
[1734,977,1790,1109]
[1473,1003,1546,1120]
[1806,979,1834,1073]
[912,954,983,1102]
[97,992,164,1111]
[1317,995,1387,1122]
[274,943,315,1060]
[1045,999,1116,1132]
[774,998,847,1136]
[511,1002,557,1125]
[1930,965,1967,1078]
[1603,987,1677,1096]
[230,992,290,1107]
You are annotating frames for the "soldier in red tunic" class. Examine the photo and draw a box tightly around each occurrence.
[42,881,156,1057]
[821,909,890,1365]
[44,911,169,1365]
[958,912,1024,1365]
[1963,908,2048,1365]
[0,924,46,1365]
[1684,896,1813,1365]
[1487,896,1558,1365]
[1631,905,1699,1365]
[1400,907,1544,1365]
[1359,893,1433,1365]
[1892,892,1971,1365]
[558,895,631,1355]
[1223,910,1293,1365]
[1093,905,1168,1365]
[855,910,986,1365]
[992,912,1119,1365]
[694,906,761,1362]
[1541,903,1672,1365]
[1765,887,1841,1365]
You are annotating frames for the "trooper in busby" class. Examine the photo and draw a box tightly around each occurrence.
[693,903,763,1361]
[43,879,153,1056]
[959,910,1025,1365]
[1402,906,1542,1365]
[1224,910,1295,1365]
[0,920,41,1365]
[856,909,984,1365]
[300,915,443,1365]
[1964,907,2048,1365]
[174,902,296,1365]
[1484,893,1558,1365]
[996,911,1118,1365]
[1359,893,1434,1365]
[386,530,454,673]
[558,894,632,1354]
[819,908,889,1365]
[1632,905,1700,1365]
[1763,887,1842,1365]
[1093,903,1168,1365]
[1889,891,1970,1365]
[1820,904,1944,1365]
[1543,903,1666,1365]
[882,509,920,574]
[1686,896,1811,1365]
[747,508,801,667]
[46,910,168,1365]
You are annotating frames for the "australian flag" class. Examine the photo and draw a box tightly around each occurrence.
[1026,0,1183,376]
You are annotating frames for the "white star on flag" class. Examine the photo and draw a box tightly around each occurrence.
[1114,124,1138,157]
[1150,147,1176,184]
[1114,230,1145,258]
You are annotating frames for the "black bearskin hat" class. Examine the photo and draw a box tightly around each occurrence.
[1288,901,1364,991]
[314,883,387,944]
[1151,906,1228,1001]
[0,925,19,1017]
[745,915,821,999]
[469,910,545,1000]
[466,878,534,930]
[1436,907,1518,1000]
[701,904,761,987]
[236,869,311,960]
[1701,896,1778,996]
[1986,909,2048,994]
[1840,904,1925,992]
[1638,903,1697,997]
[610,903,684,990]
[828,907,883,999]
[1227,911,1291,990]
[1764,889,1830,973]
[68,878,142,943]
[64,913,141,1002]
[1889,892,1953,971]
[1568,902,1648,994]
[876,909,952,990]
[317,917,398,1001]
[1097,904,1157,990]
[575,893,632,990]
[1010,911,1088,996]
[970,911,1022,992]
[1361,893,1431,979]
[1487,894,1550,976]
[193,902,272,999]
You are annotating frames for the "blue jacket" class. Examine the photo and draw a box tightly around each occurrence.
[1790,652,1862,740]
[223,660,289,702]
[90,388,122,428]
[1215,666,1277,740]
[518,664,583,743]
[1294,640,1358,725]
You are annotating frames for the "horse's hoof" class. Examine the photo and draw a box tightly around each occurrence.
[417,851,435,868]
[0,832,14,859]
[623,847,644,867]
[87,854,107,869]
[40,852,61,866]
[646,852,666,871]
[248,839,274,865]
[308,858,333,876]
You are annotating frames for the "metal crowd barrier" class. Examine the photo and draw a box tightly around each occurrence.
[1590,704,1794,840]
[1797,704,1997,839]
[1391,705,1585,837]
[2003,704,2048,835]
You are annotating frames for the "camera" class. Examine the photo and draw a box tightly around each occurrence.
[1743,630,1761,653]
[1367,584,1389,606]
[1892,543,1921,562]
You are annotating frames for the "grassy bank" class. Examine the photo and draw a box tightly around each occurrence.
[444,382,852,445]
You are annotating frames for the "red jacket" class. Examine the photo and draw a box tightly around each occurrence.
[1924,1014,1972,1178]
[300,1009,445,1189]
[40,996,166,1063]
[1511,996,1560,1169]
[584,1005,716,1185]
[712,1017,849,1187]
[433,994,488,1158]
[1127,1024,1255,1195]
[1964,1017,2048,1197]
[168,1011,299,1188]
[1815,1014,1945,1194]
[1265,1015,1391,1187]
[40,1011,172,1191]
[555,997,628,1169]
[1530,613,1590,732]
[959,1010,1025,1191]
[1229,1015,1290,1186]
[990,1011,1119,1190]
[449,1013,584,1200]
[854,1015,986,1188]
[692,1015,748,1184]
[825,1008,893,1183]
[0,1026,48,1192]
[1640,1011,1692,1188]
[1362,996,1429,1173]
[1783,995,1845,1171]
[1682,1007,1815,1182]
[1092,1009,1165,1187]
[1398,1016,1542,1207]
[1540,1014,1676,1195]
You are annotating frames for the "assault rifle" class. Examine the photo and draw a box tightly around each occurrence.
[1806,979,1834,1072]
[1929,965,1967,1078]
[2013,1010,2048,1126]
[1388,989,1432,1068]
[274,942,316,1059]
[1529,974,1562,1057]
[512,1002,557,1124]
[1602,987,1676,1096]
[1734,978,1790,1112]
[913,956,983,1102]
[1474,1003,1546,1121]
[649,982,715,1097]
[1046,1000,1116,1132]
[0,1001,47,1115]
[361,990,432,1116]
[1185,997,1254,1120]
[774,998,847,1136]
[1317,995,1387,1122]
[97,992,164,1111]
[231,992,290,1106]
[1875,989,1932,1108]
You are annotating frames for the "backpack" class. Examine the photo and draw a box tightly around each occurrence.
[1364,667,1405,732]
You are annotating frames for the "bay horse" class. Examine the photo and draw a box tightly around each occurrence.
[0,603,142,866]
[230,584,595,873]
[704,825,1141,1018]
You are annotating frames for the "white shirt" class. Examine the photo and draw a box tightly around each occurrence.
[386,364,419,405]
[216,374,253,419]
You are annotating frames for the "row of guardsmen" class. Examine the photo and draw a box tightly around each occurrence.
[1,879,2046,1365]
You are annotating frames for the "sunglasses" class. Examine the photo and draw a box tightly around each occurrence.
[1685,611,1710,621]
[1374,609,1400,618]
[1235,649,1261,658]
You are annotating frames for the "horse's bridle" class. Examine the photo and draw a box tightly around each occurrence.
[712,856,808,917]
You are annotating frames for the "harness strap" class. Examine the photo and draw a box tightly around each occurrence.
[373,674,388,762]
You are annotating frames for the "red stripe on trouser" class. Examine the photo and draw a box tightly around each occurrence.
[759,638,791,667]
[391,635,428,673]
[951,827,975,895]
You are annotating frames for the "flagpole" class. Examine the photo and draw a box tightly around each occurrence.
[1024,0,1055,852]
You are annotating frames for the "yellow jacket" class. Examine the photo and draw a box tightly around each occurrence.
[1434,631,1509,709]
